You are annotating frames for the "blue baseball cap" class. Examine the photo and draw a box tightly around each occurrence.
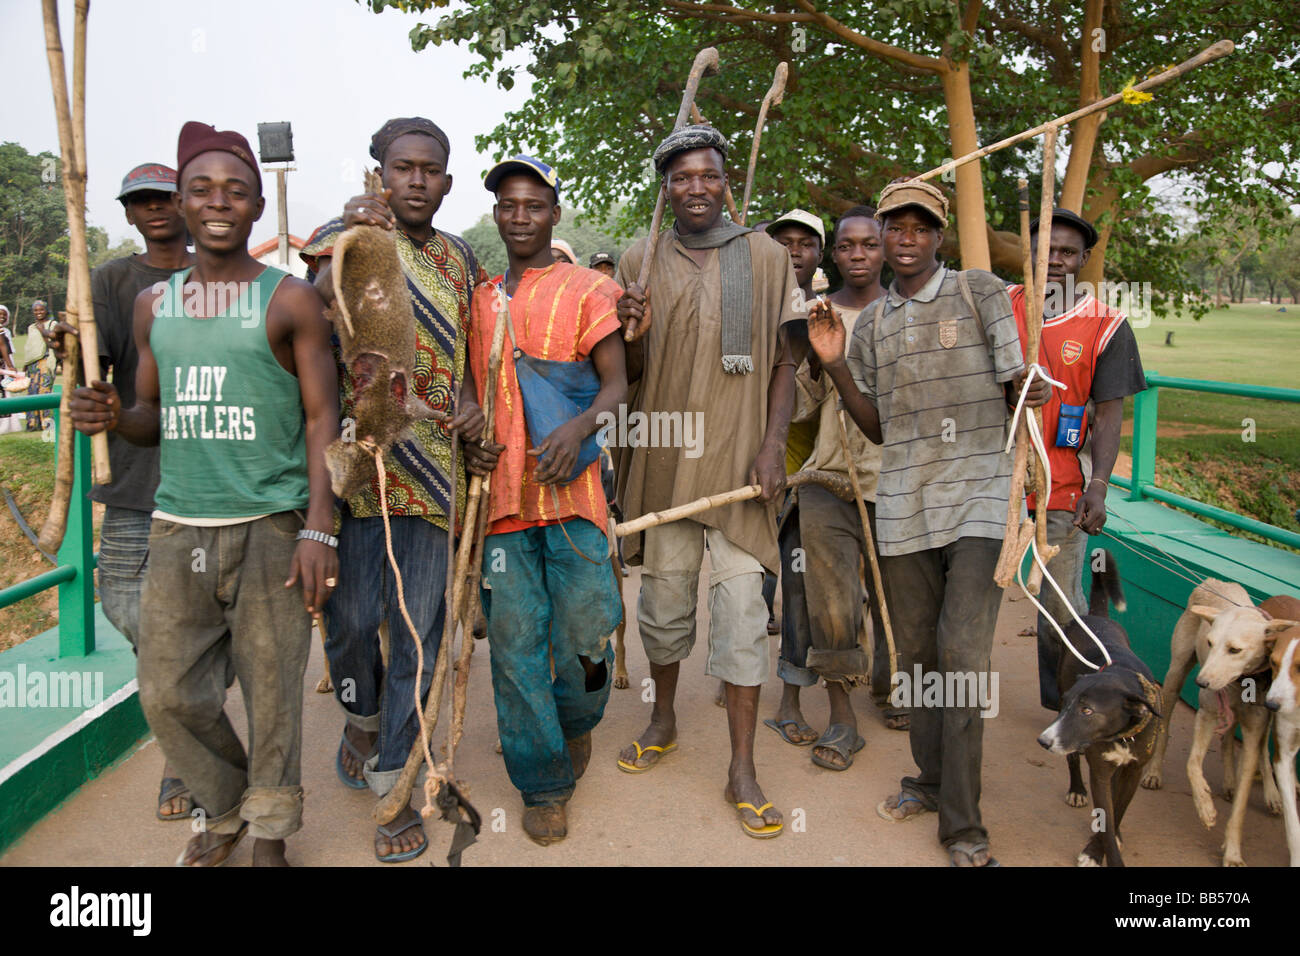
[484,155,561,199]
[117,162,178,202]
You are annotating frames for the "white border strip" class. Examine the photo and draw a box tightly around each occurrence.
[0,678,139,785]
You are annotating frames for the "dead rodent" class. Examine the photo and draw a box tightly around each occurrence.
[325,170,439,499]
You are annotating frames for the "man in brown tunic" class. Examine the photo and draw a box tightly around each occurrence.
[613,125,797,838]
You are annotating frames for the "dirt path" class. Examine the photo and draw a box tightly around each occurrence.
[2,566,1290,867]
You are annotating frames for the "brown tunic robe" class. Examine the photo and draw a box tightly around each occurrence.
[615,228,798,572]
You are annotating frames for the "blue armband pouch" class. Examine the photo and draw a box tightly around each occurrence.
[1055,402,1087,449]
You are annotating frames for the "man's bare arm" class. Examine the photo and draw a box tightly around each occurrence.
[69,288,162,445]
[282,279,341,618]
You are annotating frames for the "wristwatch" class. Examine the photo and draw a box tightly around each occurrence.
[297,528,339,548]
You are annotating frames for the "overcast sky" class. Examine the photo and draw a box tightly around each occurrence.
[0,0,532,248]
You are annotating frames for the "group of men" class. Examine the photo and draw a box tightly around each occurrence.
[57,111,1142,867]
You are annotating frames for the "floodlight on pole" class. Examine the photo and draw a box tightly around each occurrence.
[257,121,294,267]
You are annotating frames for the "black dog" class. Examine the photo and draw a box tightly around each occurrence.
[1036,553,1162,867]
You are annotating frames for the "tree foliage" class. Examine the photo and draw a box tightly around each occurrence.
[0,141,70,329]
[387,2,1295,315]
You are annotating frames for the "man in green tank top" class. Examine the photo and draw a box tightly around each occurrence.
[70,122,340,867]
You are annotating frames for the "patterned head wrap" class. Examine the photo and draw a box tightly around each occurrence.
[652,124,729,175]
[369,117,450,165]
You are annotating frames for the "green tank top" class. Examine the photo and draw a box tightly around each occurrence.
[151,266,309,519]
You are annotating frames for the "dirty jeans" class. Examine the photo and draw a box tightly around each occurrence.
[98,505,153,648]
[1035,510,1089,709]
[323,509,447,795]
[881,536,1003,849]
[776,501,815,687]
[137,512,311,840]
[480,519,622,806]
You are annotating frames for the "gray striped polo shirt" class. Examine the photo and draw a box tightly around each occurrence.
[846,266,1024,556]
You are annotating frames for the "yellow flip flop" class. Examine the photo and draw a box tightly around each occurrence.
[616,739,678,774]
[733,800,783,839]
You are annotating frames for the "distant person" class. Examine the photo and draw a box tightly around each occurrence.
[1006,208,1146,709]
[551,238,577,264]
[23,300,56,432]
[0,305,15,372]
[589,251,616,279]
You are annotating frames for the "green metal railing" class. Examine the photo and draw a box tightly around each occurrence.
[1112,371,1300,551]
[0,387,97,656]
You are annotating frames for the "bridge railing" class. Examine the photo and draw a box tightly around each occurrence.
[0,388,97,657]
[1112,371,1300,551]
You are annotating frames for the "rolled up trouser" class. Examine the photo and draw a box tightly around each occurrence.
[137,512,311,840]
[638,519,769,687]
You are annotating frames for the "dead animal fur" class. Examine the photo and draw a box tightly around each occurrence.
[325,170,441,498]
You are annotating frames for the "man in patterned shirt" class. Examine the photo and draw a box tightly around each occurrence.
[315,117,496,862]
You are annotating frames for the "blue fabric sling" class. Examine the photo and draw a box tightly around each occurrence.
[503,293,603,485]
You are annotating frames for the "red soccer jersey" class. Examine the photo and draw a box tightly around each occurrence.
[1009,285,1128,513]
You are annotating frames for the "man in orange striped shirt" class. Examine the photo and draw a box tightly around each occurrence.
[469,156,628,846]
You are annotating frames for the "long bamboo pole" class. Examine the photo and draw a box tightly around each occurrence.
[913,40,1234,184]
[38,0,109,553]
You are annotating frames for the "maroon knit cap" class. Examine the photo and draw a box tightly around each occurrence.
[176,121,262,194]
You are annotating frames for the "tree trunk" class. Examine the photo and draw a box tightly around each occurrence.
[939,63,991,271]
[1059,0,1106,212]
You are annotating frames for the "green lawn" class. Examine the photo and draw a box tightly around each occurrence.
[1125,303,1300,539]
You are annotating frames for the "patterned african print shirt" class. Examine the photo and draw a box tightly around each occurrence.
[339,228,483,531]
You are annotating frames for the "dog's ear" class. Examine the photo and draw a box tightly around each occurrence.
[1265,620,1299,637]
[1125,693,1161,720]
[1189,605,1221,624]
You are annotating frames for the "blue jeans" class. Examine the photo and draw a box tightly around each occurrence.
[98,505,152,648]
[323,510,448,794]
[481,519,622,806]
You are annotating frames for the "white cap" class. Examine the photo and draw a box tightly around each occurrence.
[765,208,826,246]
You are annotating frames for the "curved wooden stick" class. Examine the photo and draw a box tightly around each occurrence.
[833,408,896,680]
[915,40,1234,183]
[627,47,720,342]
[739,61,788,226]
[615,469,852,537]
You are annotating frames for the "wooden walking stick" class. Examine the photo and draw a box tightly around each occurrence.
[832,403,897,680]
[626,46,720,342]
[993,178,1037,587]
[615,468,852,537]
[914,40,1234,184]
[374,292,510,827]
[41,305,81,554]
[739,61,788,226]
[39,0,111,553]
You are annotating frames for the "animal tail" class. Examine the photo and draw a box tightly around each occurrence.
[1087,548,1126,617]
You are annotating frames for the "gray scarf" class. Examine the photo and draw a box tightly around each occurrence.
[675,221,753,374]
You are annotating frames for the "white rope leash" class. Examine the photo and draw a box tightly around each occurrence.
[1007,363,1112,671]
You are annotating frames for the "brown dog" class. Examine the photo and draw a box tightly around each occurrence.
[1143,579,1297,866]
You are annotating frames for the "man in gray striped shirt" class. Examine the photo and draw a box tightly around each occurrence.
[808,179,1048,867]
